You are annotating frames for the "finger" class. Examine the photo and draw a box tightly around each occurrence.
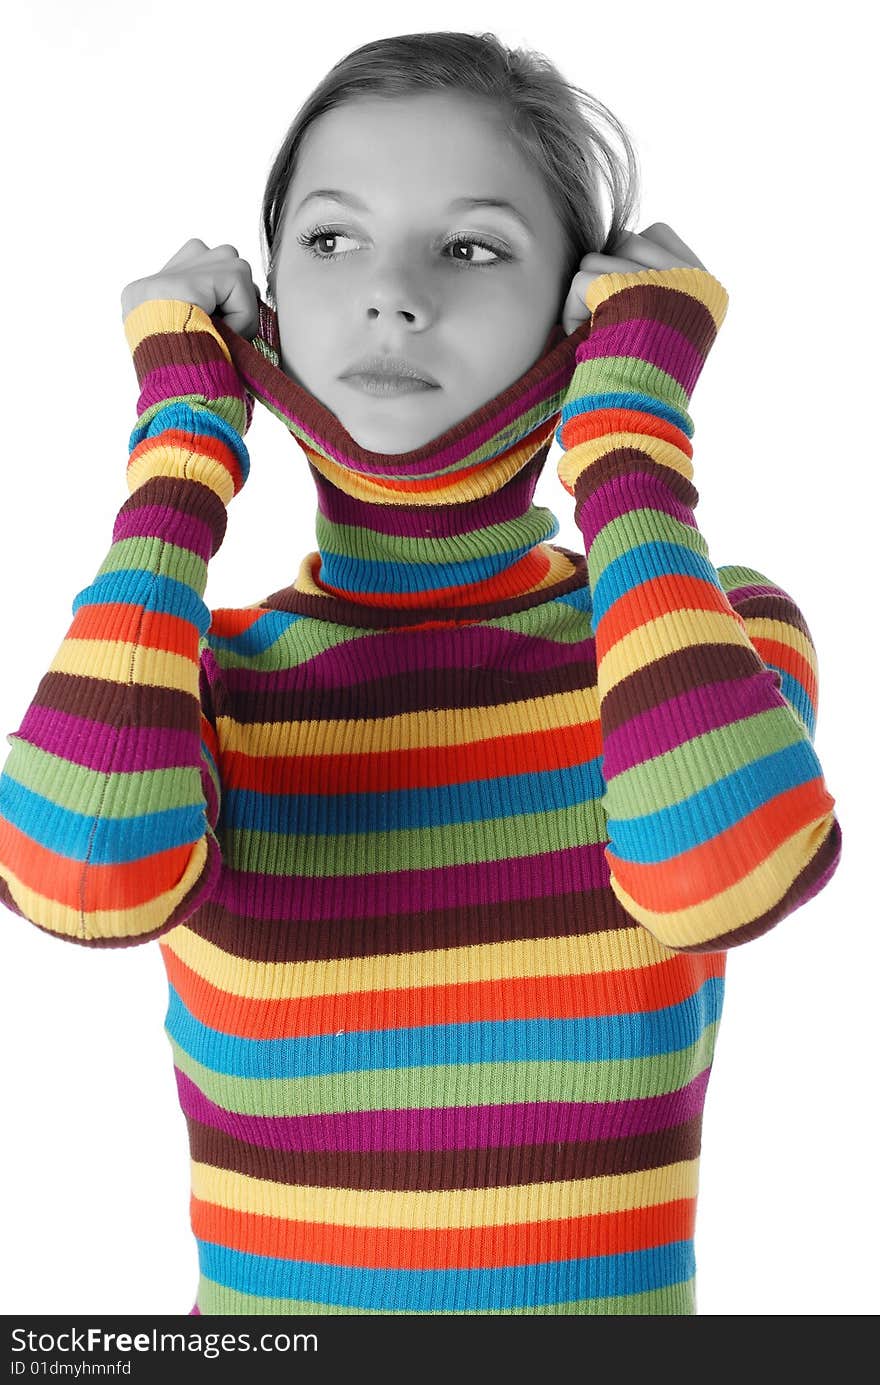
[160,238,211,272]
[210,266,260,339]
[606,233,679,268]
[561,256,648,327]
[636,222,706,270]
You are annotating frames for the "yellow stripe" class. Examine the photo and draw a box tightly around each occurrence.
[126,448,235,505]
[160,922,673,1001]
[49,639,198,694]
[304,426,557,507]
[0,835,211,941]
[610,811,837,950]
[123,299,231,358]
[584,266,730,331]
[599,608,754,694]
[741,616,818,676]
[190,1158,700,1228]
[216,686,599,757]
[557,432,693,493]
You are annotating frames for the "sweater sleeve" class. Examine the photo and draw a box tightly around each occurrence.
[0,299,250,947]
[556,266,842,953]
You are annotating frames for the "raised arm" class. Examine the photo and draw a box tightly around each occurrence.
[556,266,842,952]
[0,299,251,946]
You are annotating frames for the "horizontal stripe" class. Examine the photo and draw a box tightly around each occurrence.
[196,1236,696,1310]
[191,1193,697,1269]
[168,1024,720,1116]
[162,918,703,999]
[176,1065,711,1150]
[166,977,724,1078]
[222,758,606,835]
[190,1156,701,1225]
[195,1275,696,1314]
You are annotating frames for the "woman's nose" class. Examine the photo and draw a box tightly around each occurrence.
[363,263,434,328]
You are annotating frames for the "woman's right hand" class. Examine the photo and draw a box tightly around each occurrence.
[120,238,261,340]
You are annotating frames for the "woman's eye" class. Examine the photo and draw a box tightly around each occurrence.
[296,226,509,267]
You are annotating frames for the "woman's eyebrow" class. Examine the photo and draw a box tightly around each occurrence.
[293,188,533,234]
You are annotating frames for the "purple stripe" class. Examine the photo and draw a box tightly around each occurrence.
[112,503,216,560]
[221,622,593,696]
[213,842,611,921]
[141,359,241,410]
[15,707,198,774]
[581,318,707,397]
[317,458,541,539]
[176,1066,711,1151]
[602,671,783,778]
[578,473,698,554]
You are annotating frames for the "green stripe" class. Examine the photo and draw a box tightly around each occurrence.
[607,708,806,819]
[136,392,248,436]
[224,800,611,876]
[315,507,557,565]
[568,355,691,416]
[96,536,208,591]
[589,508,708,585]
[197,1275,696,1315]
[168,1022,719,1115]
[3,740,203,816]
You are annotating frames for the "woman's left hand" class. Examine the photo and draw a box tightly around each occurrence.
[561,222,708,335]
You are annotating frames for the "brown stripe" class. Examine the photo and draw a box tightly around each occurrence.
[132,325,228,387]
[588,281,718,358]
[678,815,842,953]
[572,451,700,514]
[183,887,636,964]
[186,1113,704,1191]
[32,672,199,733]
[118,475,228,556]
[260,551,589,631]
[725,589,813,643]
[221,649,598,724]
[600,643,766,738]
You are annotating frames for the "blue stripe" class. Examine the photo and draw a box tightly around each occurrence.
[317,523,560,596]
[206,609,303,656]
[0,776,206,863]
[776,669,816,742]
[590,542,719,626]
[72,571,210,631]
[607,740,823,864]
[224,758,606,834]
[555,389,693,446]
[198,1239,696,1311]
[165,976,724,1078]
[128,399,250,487]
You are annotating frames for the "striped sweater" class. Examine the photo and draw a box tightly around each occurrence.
[0,266,842,1315]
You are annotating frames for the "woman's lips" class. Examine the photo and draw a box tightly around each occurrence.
[342,374,439,397]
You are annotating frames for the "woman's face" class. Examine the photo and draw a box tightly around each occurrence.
[271,90,571,454]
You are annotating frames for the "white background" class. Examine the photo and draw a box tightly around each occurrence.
[1,0,875,1317]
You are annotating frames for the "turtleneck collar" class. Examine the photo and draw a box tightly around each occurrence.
[212,293,593,630]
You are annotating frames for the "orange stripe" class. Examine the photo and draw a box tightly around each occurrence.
[190,1196,697,1268]
[209,608,269,639]
[128,426,244,493]
[608,777,837,912]
[751,636,818,711]
[222,720,602,795]
[558,407,693,456]
[316,548,551,610]
[163,947,725,1040]
[598,572,746,650]
[0,815,196,912]
[68,605,200,660]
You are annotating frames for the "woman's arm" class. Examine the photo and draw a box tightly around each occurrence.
[0,300,250,946]
[556,265,842,952]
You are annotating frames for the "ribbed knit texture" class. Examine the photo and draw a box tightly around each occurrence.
[0,269,841,1314]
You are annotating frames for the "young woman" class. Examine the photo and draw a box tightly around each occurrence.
[0,31,841,1315]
